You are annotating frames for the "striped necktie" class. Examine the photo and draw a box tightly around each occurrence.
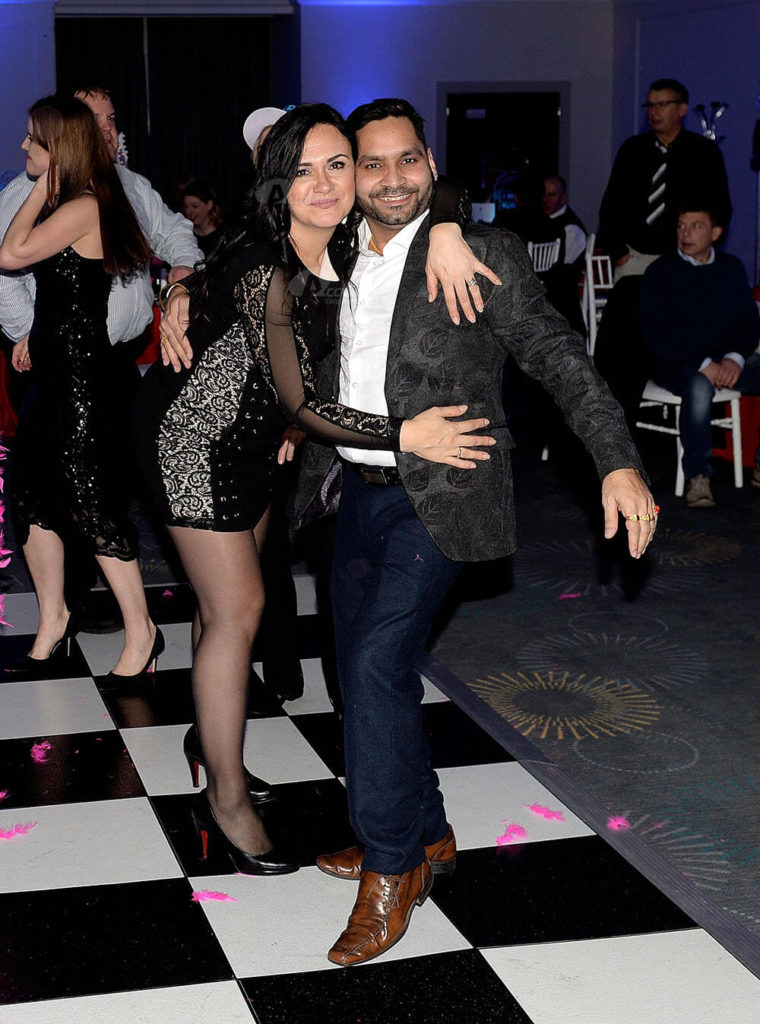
[646,140,668,226]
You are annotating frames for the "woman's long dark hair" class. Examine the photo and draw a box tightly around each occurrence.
[30,95,151,278]
[194,103,357,313]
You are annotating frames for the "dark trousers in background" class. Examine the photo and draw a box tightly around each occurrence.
[593,276,649,432]
[331,470,462,876]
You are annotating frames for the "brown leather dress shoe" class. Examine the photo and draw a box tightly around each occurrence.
[327,860,432,966]
[317,826,456,880]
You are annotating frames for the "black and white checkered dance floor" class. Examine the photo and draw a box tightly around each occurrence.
[0,578,758,1023]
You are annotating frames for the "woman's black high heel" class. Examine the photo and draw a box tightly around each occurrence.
[191,789,299,876]
[183,724,275,805]
[4,614,79,678]
[104,627,165,684]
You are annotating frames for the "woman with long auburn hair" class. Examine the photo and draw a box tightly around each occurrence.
[0,95,161,682]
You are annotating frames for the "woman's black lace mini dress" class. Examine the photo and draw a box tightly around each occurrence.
[13,247,136,559]
[136,241,402,532]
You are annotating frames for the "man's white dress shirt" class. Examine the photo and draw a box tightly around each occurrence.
[337,211,428,467]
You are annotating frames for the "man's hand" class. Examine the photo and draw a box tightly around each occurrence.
[160,290,192,371]
[277,425,306,465]
[713,357,741,389]
[602,468,658,559]
[168,265,194,284]
[700,360,720,386]
[426,224,501,326]
[11,335,31,372]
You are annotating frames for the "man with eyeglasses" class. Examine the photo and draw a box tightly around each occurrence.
[594,78,732,427]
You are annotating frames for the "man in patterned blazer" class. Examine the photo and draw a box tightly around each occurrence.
[298,98,657,967]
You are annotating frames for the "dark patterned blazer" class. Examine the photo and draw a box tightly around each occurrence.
[294,218,644,562]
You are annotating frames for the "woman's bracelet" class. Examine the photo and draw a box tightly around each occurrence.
[158,281,189,312]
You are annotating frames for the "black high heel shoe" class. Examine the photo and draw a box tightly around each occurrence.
[183,725,275,805]
[4,614,79,679]
[191,789,299,876]
[104,627,165,684]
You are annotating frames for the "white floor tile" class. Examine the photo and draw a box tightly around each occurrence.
[421,673,450,704]
[191,864,471,977]
[482,929,760,1024]
[76,622,192,676]
[121,724,197,795]
[0,593,40,636]
[281,658,334,715]
[0,677,115,740]
[242,716,334,784]
[294,572,317,615]
[437,762,594,850]
[0,798,182,893]
[0,981,253,1024]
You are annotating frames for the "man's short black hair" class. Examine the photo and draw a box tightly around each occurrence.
[648,78,689,103]
[677,201,722,228]
[346,98,427,155]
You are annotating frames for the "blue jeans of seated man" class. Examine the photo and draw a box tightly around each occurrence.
[331,469,463,876]
[650,353,760,480]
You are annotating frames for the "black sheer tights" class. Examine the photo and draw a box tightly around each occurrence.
[169,516,272,855]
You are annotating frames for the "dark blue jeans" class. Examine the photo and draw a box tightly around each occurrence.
[331,470,463,875]
[650,353,760,479]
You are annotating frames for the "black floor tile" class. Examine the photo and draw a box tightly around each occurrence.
[145,582,197,624]
[151,778,354,875]
[431,837,696,946]
[242,949,534,1024]
[0,636,91,678]
[422,701,516,769]
[289,712,345,777]
[0,878,233,1005]
[0,731,145,808]
[97,667,196,727]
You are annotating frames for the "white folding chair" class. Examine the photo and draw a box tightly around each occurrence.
[581,234,613,356]
[635,380,743,495]
[527,239,561,274]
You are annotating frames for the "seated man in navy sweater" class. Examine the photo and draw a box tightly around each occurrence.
[641,204,760,507]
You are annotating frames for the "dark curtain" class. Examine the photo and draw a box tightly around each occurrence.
[55,17,271,212]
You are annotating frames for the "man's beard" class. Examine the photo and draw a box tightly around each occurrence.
[359,178,435,227]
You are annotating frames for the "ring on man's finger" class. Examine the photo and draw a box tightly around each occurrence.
[458,447,463,459]
[466,276,477,287]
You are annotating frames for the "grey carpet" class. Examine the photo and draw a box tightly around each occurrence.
[425,438,760,977]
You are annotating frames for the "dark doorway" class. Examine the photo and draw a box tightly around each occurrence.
[441,87,566,218]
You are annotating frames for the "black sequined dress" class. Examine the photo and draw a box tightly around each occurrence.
[13,247,136,559]
[136,241,402,531]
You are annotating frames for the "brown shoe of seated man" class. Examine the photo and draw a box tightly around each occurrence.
[327,859,433,966]
[317,826,456,881]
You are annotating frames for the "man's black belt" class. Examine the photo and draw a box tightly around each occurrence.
[346,462,402,487]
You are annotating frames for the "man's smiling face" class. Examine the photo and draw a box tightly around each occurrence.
[353,116,437,238]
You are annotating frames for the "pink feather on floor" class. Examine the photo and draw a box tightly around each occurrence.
[192,889,237,903]
[497,822,527,845]
[30,741,52,763]
[0,822,37,839]
[607,815,631,831]
[524,803,565,821]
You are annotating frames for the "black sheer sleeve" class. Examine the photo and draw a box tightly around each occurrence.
[429,174,471,229]
[239,265,403,451]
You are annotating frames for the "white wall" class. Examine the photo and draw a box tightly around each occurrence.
[298,0,615,231]
[0,0,56,184]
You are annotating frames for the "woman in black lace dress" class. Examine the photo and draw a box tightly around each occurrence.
[136,104,492,875]
[0,96,161,680]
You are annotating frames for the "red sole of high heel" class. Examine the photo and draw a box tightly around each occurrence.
[199,827,210,860]
[188,758,201,788]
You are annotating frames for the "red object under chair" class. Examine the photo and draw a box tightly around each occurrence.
[713,394,760,468]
